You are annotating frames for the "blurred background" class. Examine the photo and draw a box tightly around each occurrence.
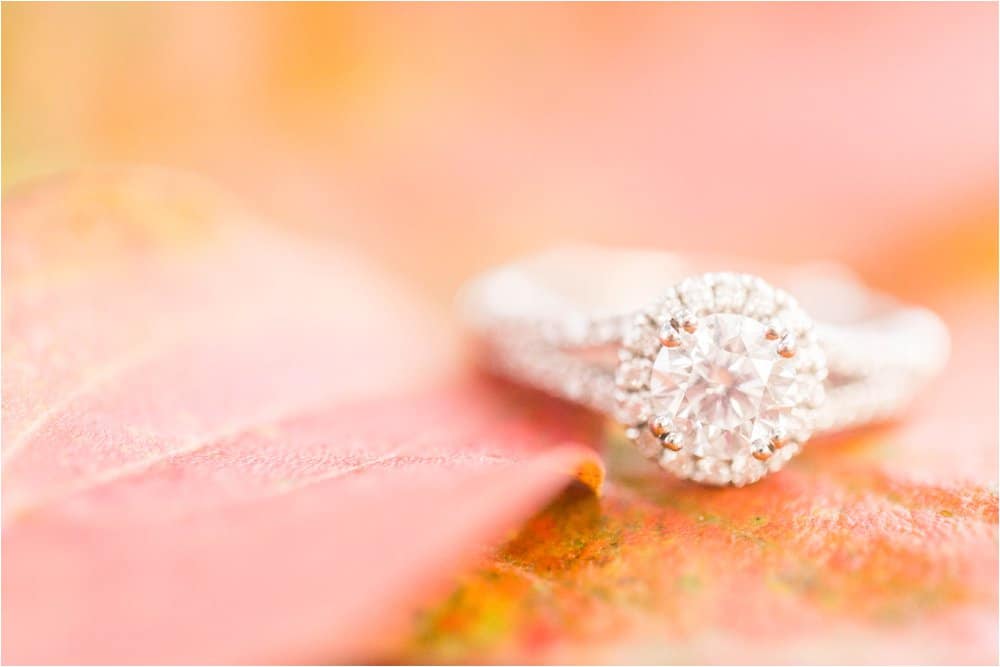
[3,4,998,664]
[3,3,996,308]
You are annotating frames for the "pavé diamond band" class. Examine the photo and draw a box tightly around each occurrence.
[459,246,949,486]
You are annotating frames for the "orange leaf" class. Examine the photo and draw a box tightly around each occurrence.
[398,297,999,664]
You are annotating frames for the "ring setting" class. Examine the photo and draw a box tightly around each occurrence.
[615,272,827,486]
[459,246,949,487]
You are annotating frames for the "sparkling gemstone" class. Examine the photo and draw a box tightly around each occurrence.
[615,359,651,390]
[713,278,747,311]
[665,453,697,478]
[743,280,777,318]
[778,307,811,335]
[615,392,650,425]
[623,325,659,357]
[677,278,714,313]
[649,313,806,460]
[696,457,732,484]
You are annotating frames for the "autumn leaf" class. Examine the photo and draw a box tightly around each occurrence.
[1,168,604,664]
[395,257,1000,665]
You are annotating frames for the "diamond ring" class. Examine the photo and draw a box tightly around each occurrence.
[459,246,949,486]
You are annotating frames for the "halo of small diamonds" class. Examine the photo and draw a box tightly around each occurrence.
[615,272,828,486]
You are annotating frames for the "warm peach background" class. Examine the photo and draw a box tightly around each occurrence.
[2,3,998,664]
[4,3,997,302]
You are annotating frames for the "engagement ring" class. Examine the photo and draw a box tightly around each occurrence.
[459,246,949,486]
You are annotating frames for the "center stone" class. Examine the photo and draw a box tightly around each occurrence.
[649,312,800,459]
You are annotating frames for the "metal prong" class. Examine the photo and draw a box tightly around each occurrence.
[649,414,673,438]
[649,415,682,451]
[751,439,775,461]
[777,334,797,358]
[660,431,683,452]
[672,309,698,334]
[764,322,783,340]
[769,428,788,449]
[659,324,682,348]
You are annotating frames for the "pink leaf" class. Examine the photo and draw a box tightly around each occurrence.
[1,168,604,664]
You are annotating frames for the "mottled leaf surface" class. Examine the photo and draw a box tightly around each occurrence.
[397,289,1000,664]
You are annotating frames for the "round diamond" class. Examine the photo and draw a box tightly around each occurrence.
[649,312,808,460]
[617,272,827,485]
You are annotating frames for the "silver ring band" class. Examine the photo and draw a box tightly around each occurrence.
[459,246,949,486]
